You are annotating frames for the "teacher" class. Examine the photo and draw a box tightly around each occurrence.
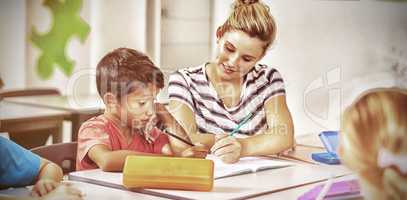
[168,0,294,163]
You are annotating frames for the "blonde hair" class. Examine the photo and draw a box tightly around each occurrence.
[341,88,407,200]
[216,0,277,51]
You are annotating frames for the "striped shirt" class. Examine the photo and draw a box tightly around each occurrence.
[168,63,285,136]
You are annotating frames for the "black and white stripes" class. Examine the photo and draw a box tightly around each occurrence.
[168,63,285,136]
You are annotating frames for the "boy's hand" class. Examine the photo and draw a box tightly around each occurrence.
[143,116,159,143]
[211,134,242,164]
[144,115,158,133]
[181,143,208,158]
[31,179,59,197]
[39,182,84,200]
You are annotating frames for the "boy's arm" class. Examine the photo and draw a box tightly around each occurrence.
[156,103,209,158]
[161,102,214,151]
[31,158,63,197]
[37,158,63,182]
[88,144,160,172]
[156,103,191,155]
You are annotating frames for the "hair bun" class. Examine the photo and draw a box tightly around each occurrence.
[237,0,259,6]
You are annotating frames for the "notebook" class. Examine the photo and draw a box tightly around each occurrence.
[207,154,293,179]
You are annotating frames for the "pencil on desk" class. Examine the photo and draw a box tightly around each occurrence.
[163,129,194,146]
[316,173,335,200]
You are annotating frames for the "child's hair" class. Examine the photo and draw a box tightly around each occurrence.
[216,0,277,51]
[341,88,407,199]
[96,48,164,99]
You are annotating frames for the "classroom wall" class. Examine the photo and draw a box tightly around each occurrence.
[158,0,212,101]
[0,0,149,96]
[146,0,161,66]
[88,0,147,94]
[160,0,211,70]
[158,0,213,102]
[0,0,149,142]
[90,0,147,68]
[212,0,407,135]
[25,0,92,96]
[0,0,26,89]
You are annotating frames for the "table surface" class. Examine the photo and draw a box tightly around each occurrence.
[68,162,352,200]
[0,180,168,200]
[1,165,354,200]
[255,133,360,200]
[0,101,70,122]
[4,94,104,113]
[249,174,360,200]
[0,118,352,199]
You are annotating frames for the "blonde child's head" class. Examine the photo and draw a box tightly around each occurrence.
[340,88,407,200]
[96,48,164,130]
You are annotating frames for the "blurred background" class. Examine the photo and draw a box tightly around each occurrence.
[0,0,406,143]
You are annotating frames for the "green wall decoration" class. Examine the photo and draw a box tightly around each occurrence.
[30,0,90,80]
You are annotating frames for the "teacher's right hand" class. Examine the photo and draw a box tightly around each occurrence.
[211,134,242,164]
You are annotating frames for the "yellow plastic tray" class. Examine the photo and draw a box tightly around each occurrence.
[123,155,214,191]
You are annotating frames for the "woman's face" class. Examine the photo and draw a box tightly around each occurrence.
[215,30,267,80]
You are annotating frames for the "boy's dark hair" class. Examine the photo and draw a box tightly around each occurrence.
[96,48,164,99]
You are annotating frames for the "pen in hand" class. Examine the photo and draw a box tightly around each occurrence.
[229,113,253,136]
[163,129,195,146]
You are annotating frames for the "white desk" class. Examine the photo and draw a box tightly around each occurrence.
[69,163,351,200]
[251,134,362,200]
[249,175,360,200]
[67,132,352,199]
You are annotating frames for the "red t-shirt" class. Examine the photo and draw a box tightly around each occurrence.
[76,115,169,171]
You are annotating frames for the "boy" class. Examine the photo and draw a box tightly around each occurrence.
[76,48,207,171]
[0,137,82,199]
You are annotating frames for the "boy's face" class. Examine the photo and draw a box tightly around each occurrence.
[119,83,159,130]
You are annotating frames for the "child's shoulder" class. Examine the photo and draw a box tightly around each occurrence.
[79,114,110,132]
[83,114,109,125]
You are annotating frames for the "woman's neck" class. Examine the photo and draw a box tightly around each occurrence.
[206,62,242,86]
[206,62,243,108]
